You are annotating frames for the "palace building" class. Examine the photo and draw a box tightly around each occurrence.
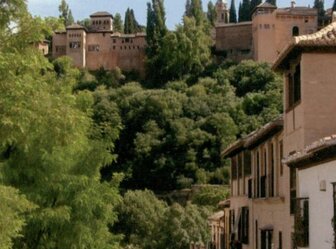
[215,1,318,64]
[52,11,146,75]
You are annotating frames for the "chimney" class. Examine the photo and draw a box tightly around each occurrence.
[291,0,296,8]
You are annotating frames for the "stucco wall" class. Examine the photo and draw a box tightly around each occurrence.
[301,53,336,146]
[215,22,253,62]
[298,161,336,249]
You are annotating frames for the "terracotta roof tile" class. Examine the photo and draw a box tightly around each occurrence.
[90,11,113,17]
[283,135,336,166]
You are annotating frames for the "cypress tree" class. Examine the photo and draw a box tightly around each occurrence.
[314,0,325,18]
[185,0,192,16]
[146,0,167,57]
[124,8,140,34]
[207,1,217,25]
[240,0,251,22]
[124,8,130,33]
[250,0,261,14]
[314,0,325,27]
[58,0,74,26]
[113,13,124,33]
[238,2,243,22]
[333,0,336,11]
[190,0,204,26]
[266,0,276,6]
[229,0,237,23]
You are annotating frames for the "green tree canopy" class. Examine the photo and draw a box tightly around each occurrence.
[58,0,74,26]
[229,0,237,23]
[113,12,124,33]
[207,1,217,26]
[0,2,123,248]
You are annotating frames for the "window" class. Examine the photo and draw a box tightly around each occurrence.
[69,41,81,49]
[290,167,297,214]
[256,151,260,198]
[113,39,116,43]
[244,151,252,176]
[238,153,243,178]
[261,230,273,249]
[287,63,301,110]
[238,207,249,244]
[125,38,130,43]
[88,44,100,52]
[333,183,336,248]
[279,141,283,176]
[255,220,258,249]
[293,198,309,247]
[279,231,282,249]
[229,210,235,235]
[231,156,238,180]
[269,143,274,197]
[292,26,299,36]
[55,45,66,53]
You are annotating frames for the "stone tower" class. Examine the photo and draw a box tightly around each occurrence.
[216,0,229,24]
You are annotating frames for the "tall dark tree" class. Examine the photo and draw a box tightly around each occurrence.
[314,0,325,27]
[266,0,276,6]
[190,0,205,26]
[58,0,74,26]
[238,2,243,22]
[113,13,124,33]
[333,0,336,11]
[207,1,217,25]
[124,8,140,34]
[250,0,261,15]
[229,0,237,23]
[185,0,192,16]
[239,0,251,22]
[145,0,168,83]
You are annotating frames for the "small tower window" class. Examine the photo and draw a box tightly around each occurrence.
[292,26,299,36]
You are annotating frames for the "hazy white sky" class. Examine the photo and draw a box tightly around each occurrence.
[27,0,334,29]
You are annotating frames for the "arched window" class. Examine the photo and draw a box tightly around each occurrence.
[292,26,299,36]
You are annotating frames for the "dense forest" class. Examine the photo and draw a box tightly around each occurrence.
[0,0,282,249]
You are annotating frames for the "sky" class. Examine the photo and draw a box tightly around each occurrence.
[27,0,334,29]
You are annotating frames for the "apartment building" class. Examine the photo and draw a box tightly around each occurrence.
[52,12,146,75]
[222,117,288,249]
[218,21,336,249]
[273,21,336,249]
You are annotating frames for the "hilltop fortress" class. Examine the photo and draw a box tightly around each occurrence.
[52,1,322,74]
[215,0,319,63]
[52,11,146,74]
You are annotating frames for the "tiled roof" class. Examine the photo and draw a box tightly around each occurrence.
[216,21,252,28]
[245,116,283,148]
[273,22,336,70]
[209,211,224,221]
[276,6,317,15]
[66,23,86,30]
[222,116,283,158]
[283,135,336,167]
[111,32,146,38]
[256,2,277,9]
[90,11,113,17]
